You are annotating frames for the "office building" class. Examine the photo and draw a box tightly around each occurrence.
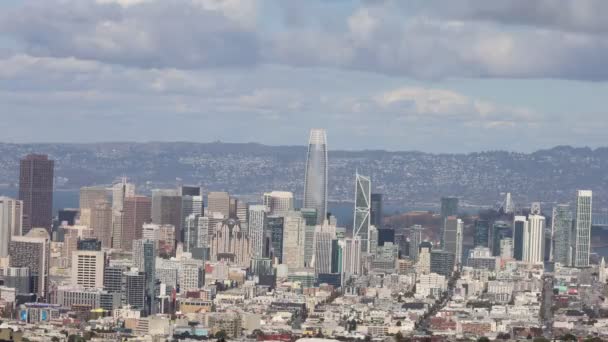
[443,216,463,265]
[513,216,526,261]
[409,225,424,262]
[523,214,546,264]
[125,271,145,311]
[573,190,592,267]
[55,286,121,312]
[103,265,126,294]
[77,238,101,251]
[353,172,371,252]
[441,197,459,218]
[378,228,394,247]
[430,249,455,277]
[267,216,284,263]
[281,211,306,269]
[79,186,108,227]
[370,193,383,229]
[313,221,336,274]
[19,154,54,234]
[58,209,78,227]
[151,189,182,241]
[71,250,105,289]
[342,237,362,276]
[90,201,112,248]
[303,129,328,225]
[500,238,513,260]
[9,229,50,299]
[417,242,432,275]
[0,197,22,257]
[492,221,512,256]
[179,185,201,197]
[184,214,208,253]
[120,196,151,251]
[248,205,267,258]
[467,247,498,271]
[181,195,204,242]
[0,267,32,294]
[142,223,175,256]
[111,178,135,212]
[263,191,294,216]
[210,218,251,267]
[207,192,230,218]
[473,219,489,248]
[552,205,573,266]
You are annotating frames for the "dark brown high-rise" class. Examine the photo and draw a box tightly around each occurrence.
[121,196,152,251]
[19,154,54,235]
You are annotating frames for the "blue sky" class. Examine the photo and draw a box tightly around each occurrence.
[0,0,607,152]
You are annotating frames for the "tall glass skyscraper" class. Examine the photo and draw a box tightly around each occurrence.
[353,173,371,252]
[303,129,328,225]
[574,190,592,267]
[552,204,572,266]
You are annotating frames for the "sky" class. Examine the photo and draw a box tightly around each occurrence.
[0,0,607,153]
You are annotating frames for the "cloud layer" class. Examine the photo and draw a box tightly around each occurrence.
[0,0,606,151]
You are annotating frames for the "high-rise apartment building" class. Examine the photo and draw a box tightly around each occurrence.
[207,192,230,218]
[0,197,22,257]
[71,250,105,289]
[523,215,545,264]
[303,129,328,225]
[263,191,294,216]
[353,173,371,252]
[573,190,592,267]
[19,154,54,234]
[552,205,573,266]
[120,196,151,251]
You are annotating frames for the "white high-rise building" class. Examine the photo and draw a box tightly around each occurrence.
[573,190,592,267]
[443,217,464,265]
[353,173,371,252]
[248,205,267,258]
[0,197,22,257]
[303,129,328,225]
[523,214,546,264]
[71,250,105,289]
[313,220,336,274]
[342,237,362,276]
[282,211,306,269]
[263,191,294,216]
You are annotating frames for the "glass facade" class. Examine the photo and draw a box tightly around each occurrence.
[303,129,328,225]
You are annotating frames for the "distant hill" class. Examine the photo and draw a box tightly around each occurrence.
[0,142,606,208]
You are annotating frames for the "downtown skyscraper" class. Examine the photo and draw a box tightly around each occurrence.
[573,190,592,267]
[19,154,54,234]
[303,129,328,225]
[353,172,371,253]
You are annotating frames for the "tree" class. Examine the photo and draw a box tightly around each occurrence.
[533,338,550,342]
[214,330,227,340]
[51,337,60,342]
[561,334,577,341]
[477,337,490,342]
